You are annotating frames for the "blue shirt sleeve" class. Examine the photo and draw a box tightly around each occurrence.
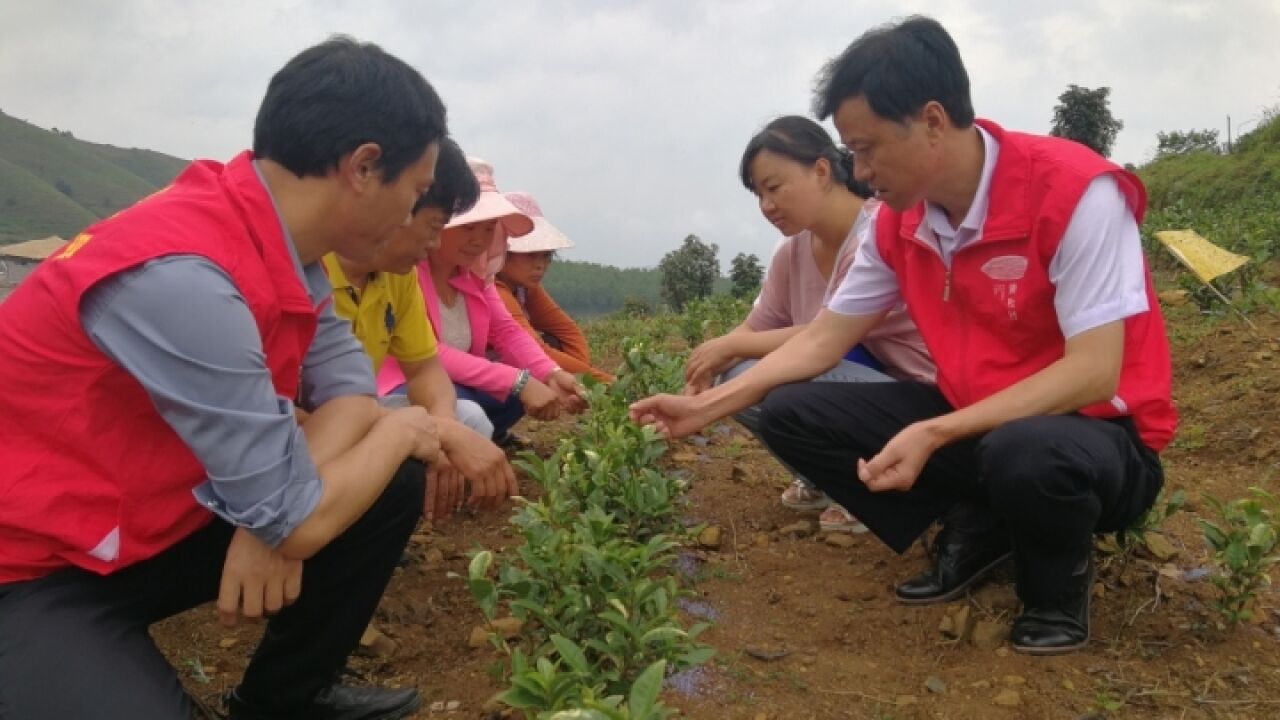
[297,261,377,410]
[80,255,323,548]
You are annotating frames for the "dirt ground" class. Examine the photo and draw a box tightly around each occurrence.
[157,296,1280,720]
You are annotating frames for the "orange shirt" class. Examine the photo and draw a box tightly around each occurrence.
[494,280,614,382]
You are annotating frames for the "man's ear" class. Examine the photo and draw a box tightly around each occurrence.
[341,143,385,191]
[920,101,950,140]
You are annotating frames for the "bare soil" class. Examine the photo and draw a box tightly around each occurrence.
[157,298,1280,720]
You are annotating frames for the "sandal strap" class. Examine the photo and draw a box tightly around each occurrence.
[784,481,824,503]
[822,505,855,522]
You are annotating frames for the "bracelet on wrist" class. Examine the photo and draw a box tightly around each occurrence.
[511,368,532,397]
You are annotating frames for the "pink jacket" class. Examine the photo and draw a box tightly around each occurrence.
[377,260,558,400]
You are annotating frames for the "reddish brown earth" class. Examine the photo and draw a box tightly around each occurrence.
[157,299,1280,720]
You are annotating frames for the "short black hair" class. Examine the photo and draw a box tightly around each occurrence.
[413,138,478,216]
[812,16,974,128]
[254,36,447,183]
[740,115,872,199]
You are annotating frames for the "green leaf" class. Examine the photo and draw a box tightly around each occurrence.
[468,578,497,619]
[550,634,592,676]
[628,660,666,718]
[678,646,716,667]
[510,674,551,701]
[1199,520,1227,548]
[1249,523,1276,550]
[639,626,688,646]
[546,711,613,720]
[1224,541,1249,570]
[608,598,630,619]
[498,687,543,709]
[469,550,494,580]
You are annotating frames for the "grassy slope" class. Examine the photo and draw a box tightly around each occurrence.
[0,111,186,244]
[86,143,187,189]
[1139,115,1280,262]
[0,155,100,241]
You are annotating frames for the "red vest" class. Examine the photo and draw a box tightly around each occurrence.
[0,152,319,583]
[875,120,1177,451]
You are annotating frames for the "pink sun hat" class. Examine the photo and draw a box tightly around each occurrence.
[503,191,575,253]
[445,158,533,282]
[445,158,534,236]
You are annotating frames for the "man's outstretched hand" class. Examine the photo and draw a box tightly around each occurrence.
[629,393,709,439]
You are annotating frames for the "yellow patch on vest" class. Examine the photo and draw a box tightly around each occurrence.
[55,233,93,261]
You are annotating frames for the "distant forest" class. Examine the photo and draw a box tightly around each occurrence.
[542,260,732,318]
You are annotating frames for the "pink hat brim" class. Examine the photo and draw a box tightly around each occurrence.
[506,217,574,253]
[446,193,534,237]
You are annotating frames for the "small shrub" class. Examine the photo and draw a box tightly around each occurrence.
[1198,488,1280,628]
[462,342,714,716]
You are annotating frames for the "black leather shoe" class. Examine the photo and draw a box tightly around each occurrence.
[895,504,1011,605]
[226,683,422,720]
[1010,555,1093,656]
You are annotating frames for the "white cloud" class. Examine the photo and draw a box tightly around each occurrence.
[2,0,1276,267]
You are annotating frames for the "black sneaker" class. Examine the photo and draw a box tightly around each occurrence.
[494,430,527,450]
[225,683,421,720]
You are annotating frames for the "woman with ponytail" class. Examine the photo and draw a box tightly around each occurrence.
[684,115,935,533]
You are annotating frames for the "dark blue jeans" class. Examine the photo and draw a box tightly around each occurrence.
[454,384,524,440]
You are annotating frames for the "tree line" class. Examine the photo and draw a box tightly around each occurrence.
[544,236,763,318]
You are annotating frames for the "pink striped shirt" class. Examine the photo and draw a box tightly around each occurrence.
[745,203,936,383]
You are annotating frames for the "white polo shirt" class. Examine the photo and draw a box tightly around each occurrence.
[827,126,1150,339]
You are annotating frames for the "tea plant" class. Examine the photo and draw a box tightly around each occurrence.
[677,295,751,347]
[611,340,686,405]
[1198,487,1280,627]
[502,654,674,720]
[464,340,714,717]
[584,312,666,368]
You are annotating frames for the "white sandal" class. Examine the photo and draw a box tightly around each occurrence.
[820,504,869,534]
[779,479,832,512]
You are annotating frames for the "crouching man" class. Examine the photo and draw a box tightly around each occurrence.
[0,37,503,719]
[630,16,1176,656]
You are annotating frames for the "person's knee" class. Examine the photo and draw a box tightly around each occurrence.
[756,384,815,447]
[377,394,411,409]
[732,404,763,435]
[455,399,494,439]
[979,418,1079,506]
[717,359,757,386]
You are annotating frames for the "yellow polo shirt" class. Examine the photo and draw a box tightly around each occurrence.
[322,254,437,373]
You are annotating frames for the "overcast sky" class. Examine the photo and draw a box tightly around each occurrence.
[2,1,1276,268]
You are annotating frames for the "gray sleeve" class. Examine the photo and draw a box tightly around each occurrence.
[81,255,322,548]
[297,261,376,410]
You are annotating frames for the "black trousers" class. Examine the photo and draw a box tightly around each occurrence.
[0,460,425,720]
[757,382,1164,605]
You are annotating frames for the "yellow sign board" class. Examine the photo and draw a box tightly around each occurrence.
[1154,229,1249,284]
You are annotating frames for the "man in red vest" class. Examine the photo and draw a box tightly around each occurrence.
[0,38,506,719]
[631,16,1175,655]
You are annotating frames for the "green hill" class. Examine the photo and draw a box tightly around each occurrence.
[1139,114,1280,263]
[543,259,733,318]
[0,110,187,244]
[0,109,728,316]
